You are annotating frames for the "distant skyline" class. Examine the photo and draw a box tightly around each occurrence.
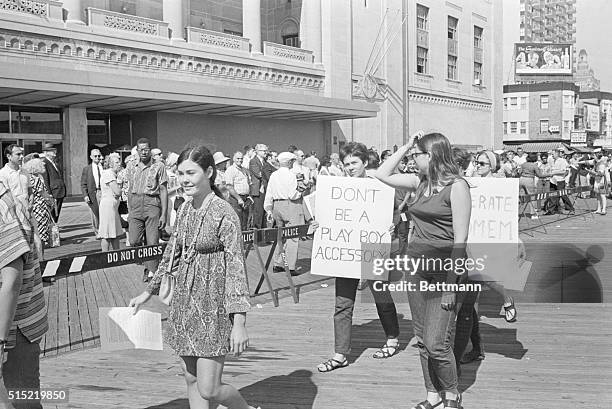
[575,0,612,90]
[502,0,612,90]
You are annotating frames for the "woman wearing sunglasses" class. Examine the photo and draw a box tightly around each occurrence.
[377,132,470,409]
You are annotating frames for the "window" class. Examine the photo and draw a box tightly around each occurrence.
[563,95,573,108]
[282,34,299,47]
[503,98,508,109]
[521,97,527,109]
[474,26,483,49]
[473,62,483,84]
[223,29,242,37]
[540,119,549,133]
[503,122,508,134]
[448,16,458,39]
[540,95,549,109]
[417,4,429,30]
[520,121,527,134]
[448,55,458,80]
[510,122,518,133]
[417,47,428,74]
[564,120,571,134]
[510,97,517,108]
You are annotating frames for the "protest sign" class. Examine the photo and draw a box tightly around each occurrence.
[311,175,394,280]
[99,307,163,351]
[466,177,531,290]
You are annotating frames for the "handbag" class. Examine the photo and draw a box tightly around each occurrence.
[49,222,61,248]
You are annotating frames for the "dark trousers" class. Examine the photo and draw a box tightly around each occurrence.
[334,277,399,355]
[407,274,459,395]
[2,329,42,409]
[548,180,574,213]
[569,167,578,188]
[128,194,161,272]
[251,194,265,229]
[228,195,249,231]
[52,197,63,223]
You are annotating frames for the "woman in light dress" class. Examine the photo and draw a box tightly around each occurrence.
[98,154,123,251]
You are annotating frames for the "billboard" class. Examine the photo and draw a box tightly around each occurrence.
[584,103,600,132]
[515,43,572,75]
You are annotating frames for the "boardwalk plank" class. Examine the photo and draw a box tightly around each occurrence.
[66,274,83,351]
[55,276,70,354]
[74,273,96,349]
[42,282,58,357]
[82,271,101,348]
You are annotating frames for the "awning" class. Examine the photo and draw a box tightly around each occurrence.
[503,142,570,153]
[0,62,378,121]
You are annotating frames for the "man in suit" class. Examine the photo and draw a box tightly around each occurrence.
[42,143,66,223]
[81,148,104,235]
[249,144,272,229]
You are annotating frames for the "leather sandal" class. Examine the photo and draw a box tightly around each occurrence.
[317,357,348,372]
[372,341,400,359]
[411,400,443,409]
[503,298,517,323]
[443,394,462,409]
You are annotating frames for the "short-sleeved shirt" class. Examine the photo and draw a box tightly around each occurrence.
[551,157,569,184]
[127,160,168,195]
[224,165,251,195]
[0,182,48,348]
[0,164,29,206]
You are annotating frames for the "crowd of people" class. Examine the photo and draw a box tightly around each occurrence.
[1,133,611,409]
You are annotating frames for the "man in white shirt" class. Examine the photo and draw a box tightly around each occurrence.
[292,150,313,191]
[545,148,574,215]
[264,152,305,275]
[328,153,345,176]
[0,144,29,208]
[224,151,252,230]
[81,149,104,235]
[514,147,527,166]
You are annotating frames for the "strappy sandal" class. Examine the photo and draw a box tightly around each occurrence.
[411,400,443,409]
[443,394,462,409]
[372,341,400,359]
[503,298,517,323]
[317,357,348,372]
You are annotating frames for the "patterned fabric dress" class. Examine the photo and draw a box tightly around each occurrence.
[147,192,251,357]
[29,174,53,244]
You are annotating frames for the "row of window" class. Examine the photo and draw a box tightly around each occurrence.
[415,4,484,84]
[503,95,575,110]
[503,120,573,134]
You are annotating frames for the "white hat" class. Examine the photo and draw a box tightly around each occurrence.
[166,152,179,167]
[151,148,162,156]
[213,151,230,165]
[277,152,297,164]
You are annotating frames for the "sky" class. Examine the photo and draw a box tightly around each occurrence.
[503,0,612,90]
[575,0,612,90]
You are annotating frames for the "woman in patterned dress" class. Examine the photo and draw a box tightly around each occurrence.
[129,145,259,409]
[23,155,54,248]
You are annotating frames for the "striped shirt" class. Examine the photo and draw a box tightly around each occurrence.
[0,182,48,349]
[127,160,168,196]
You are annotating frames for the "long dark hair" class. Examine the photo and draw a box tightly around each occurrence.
[177,145,223,198]
[412,133,462,202]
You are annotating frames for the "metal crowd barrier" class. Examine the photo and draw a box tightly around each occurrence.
[40,224,312,307]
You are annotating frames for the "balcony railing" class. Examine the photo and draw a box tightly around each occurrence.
[86,7,169,38]
[0,0,62,19]
[185,27,250,53]
[416,28,428,48]
[263,42,314,64]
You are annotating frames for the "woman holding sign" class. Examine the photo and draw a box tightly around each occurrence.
[129,146,259,409]
[315,142,401,373]
[377,132,470,409]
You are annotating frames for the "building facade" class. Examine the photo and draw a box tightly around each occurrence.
[574,49,601,92]
[579,91,612,148]
[0,0,503,195]
[503,82,578,149]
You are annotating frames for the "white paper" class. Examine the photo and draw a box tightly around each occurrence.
[304,192,316,220]
[42,260,60,278]
[310,176,394,280]
[99,307,163,351]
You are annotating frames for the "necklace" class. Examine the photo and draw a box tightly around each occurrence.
[181,193,214,262]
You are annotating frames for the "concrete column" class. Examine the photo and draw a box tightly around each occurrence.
[300,0,322,63]
[163,0,184,40]
[61,0,84,23]
[62,107,88,195]
[243,0,262,53]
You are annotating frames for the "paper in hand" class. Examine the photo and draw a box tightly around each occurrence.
[99,307,163,351]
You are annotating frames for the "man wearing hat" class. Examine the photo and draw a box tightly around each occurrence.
[151,148,164,164]
[42,143,66,223]
[213,151,231,200]
[264,152,306,275]
[224,151,252,230]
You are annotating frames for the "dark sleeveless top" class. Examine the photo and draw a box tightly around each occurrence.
[407,180,465,262]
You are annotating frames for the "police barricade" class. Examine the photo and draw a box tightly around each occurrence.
[518,185,593,234]
[40,224,312,307]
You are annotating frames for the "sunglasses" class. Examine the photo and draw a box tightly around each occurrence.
[410,151,428,160]
[476,161,490,167]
